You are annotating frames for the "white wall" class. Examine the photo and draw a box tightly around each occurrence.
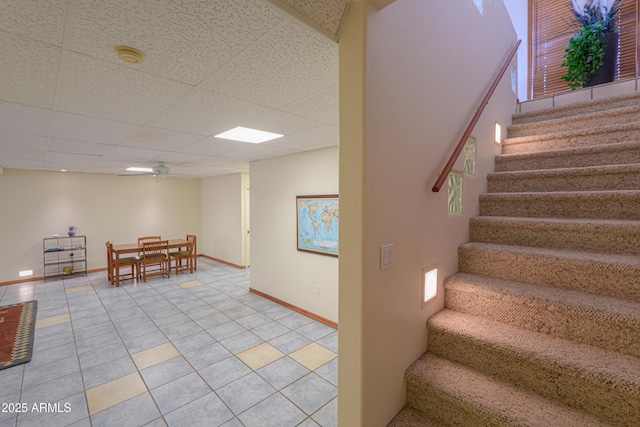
[339,0,518,425]
[200,173,247,267]
[504,0,529,101]
[0,169,200,283]
[250,147,339,323]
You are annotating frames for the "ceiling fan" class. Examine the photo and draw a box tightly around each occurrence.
[121,163,193,179]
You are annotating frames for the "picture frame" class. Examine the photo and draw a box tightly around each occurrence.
[296,195,339,257]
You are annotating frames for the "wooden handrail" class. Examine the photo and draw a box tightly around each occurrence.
[432,39,521,192]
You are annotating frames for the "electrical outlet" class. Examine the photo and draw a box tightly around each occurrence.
[315,285,320,295]
[266,269,270,279]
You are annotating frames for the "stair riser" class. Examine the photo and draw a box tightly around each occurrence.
[469,220,640,255]
[479,193,640,220]
[427,326,639,426]
[503,126,640,155]
[508,108,640,138]
[495,144,640,172]
[513,93,640,125]
[405,382,509,427]
[444,280,640,358]
[487,169,640,193]
[458,246,640,302]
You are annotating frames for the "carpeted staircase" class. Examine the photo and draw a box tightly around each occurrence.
[389,92,640,426]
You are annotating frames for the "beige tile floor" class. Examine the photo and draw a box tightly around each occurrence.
[0,259,338,427]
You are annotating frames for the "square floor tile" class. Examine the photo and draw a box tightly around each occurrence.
[198,356,251,390]
[35,313,70,329]
[289,343,337,371]
[164,393,233,427]
[237,342,284,371]
[183,342,232,371]
[149,372,211,414]
[256,356,310,389]
[89,392,160,427]
[86,372,147,415]
[132,342,180,370]
[216,372,275,414]
[139,356,194,390]
[178,280,202,289]
[238,392,306,427]
[281,373,337,416]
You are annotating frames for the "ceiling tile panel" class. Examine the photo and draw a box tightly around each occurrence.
[56,51,192,124]
[0,159,45,170]
[48,138,115,156]
[148,88,271,135]
[101,146,167,162]
[50,112,141,145]
[280,85,338,125]
[200,19,338,108]
[221,143,300,161]
[45,151,99,166]
[0,33,61,108]
[177,136,247,156]
[70,0,285,85]
[240,110,323,136]
[0,147,45,161]
[150,152,206,164]
[265,124,338,150]
[0,102,52,136]
[0,131,48,151]
[121,127,203,151]
[0,0,68,46]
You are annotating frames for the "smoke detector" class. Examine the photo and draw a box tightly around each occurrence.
[115,46,145,64]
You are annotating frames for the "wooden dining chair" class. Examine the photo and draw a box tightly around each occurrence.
[141,239,170,282]
[105,241,139,286]
[169,234,197,275]
[138,235,161,245]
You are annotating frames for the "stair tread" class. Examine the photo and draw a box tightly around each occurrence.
[504,121,640,145]
[407,353,611,427]
[498,140,640,161]
[387,407,445,427]
[471,215,640,229]
[446,272,640,320]
[510,103,640,131]
[480,189,640,198]
[489,162,640,178]
[513,92,640,124]
[461,241,640,267]
[429,309,640,388]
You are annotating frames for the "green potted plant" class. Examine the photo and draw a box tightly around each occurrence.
[561,0,622,90]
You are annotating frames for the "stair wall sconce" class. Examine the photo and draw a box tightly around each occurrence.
[494,121,502,144]
[422,264,438,307]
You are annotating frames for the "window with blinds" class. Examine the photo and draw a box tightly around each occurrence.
[530,0,638,99]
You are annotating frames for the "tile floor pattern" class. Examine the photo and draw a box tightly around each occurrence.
[0,260,338,427]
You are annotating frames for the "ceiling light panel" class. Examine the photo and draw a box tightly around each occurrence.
[215,127,283,144]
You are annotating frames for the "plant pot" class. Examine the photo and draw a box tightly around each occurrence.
[585,32,618,87]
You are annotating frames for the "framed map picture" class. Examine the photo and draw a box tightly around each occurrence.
[296,195,339,257]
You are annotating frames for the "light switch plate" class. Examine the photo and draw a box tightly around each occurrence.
[380,244,394,270]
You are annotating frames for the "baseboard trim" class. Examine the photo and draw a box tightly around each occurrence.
[0,268,106,287]
[199,255,246,269]
[249,287,338,329]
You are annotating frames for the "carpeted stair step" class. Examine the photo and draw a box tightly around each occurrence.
[443,272,640,357]
[509,104,640,138]
[469,216,640,255]
[479,190,640,220]
[404,353,611,427]
[487,163,640,193]
[427,310,640,426]
[495,141,640,172]
[458,242,640,302]
[502,122,640,155]
[387,406,446,427]
[512,91,640,125]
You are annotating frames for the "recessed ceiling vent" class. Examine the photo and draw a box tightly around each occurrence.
[115,46,145,64]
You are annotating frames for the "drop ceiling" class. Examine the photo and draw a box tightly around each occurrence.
[0,0,345,178]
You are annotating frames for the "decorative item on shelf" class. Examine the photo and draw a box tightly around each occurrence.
[68,226,77,237]
[64,267,73,275]
[561,0,622,90]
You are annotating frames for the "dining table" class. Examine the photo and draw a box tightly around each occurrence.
[111,238,192,287]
